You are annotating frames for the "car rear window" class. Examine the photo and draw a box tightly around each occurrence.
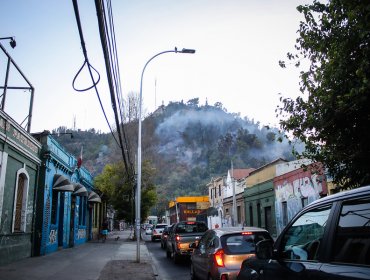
[175,222,208,233]
[155,224,167,229]
[221,232,272,254]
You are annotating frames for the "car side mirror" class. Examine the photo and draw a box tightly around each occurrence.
[255,239,274,259]
[189,242,198,249]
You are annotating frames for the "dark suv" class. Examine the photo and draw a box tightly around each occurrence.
[166,221,208,263]
[237,185,370,280]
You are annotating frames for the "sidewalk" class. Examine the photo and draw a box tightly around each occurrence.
[0,230,159,280]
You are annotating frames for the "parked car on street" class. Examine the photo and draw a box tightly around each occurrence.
[151,223,168,241]
[237,185,370,280]
[161,224,173,249]
[166,221,208,264]
[190,227,273,280]
[145,224,153,235]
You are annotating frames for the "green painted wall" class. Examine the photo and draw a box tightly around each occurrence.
[0,112,41,266]
[0,148,39,266]
[243,180,277,237]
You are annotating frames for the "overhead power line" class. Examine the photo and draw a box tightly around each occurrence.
[71,0,120,148]
[94,0,133,178]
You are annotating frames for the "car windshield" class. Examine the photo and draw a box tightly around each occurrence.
[221,232,272,254]
[175,222,208,233]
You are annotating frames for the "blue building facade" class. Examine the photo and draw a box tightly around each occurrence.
[32,132,100,256]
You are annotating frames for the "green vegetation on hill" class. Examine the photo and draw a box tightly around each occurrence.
[55,101,297,216]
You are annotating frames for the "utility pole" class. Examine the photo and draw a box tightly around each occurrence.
[175,198,180,223]
[232,161,237,226]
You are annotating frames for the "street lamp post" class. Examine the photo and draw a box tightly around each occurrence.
[136,47,195,262]
[1,36,34,132]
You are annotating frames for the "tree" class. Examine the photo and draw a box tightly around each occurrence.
[125,91,140,123]
[186,98,199,107]
[94,160,157,223]
[124,91,148,123]
[277,0,370,188]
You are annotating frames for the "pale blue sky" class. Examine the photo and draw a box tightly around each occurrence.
[1,0,307,133]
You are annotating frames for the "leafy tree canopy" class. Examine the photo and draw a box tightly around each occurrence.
[278,0,370,188]
[94,160,157,223]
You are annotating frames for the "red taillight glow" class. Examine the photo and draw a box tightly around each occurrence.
[175,235,181,241]
[220,274,228,280]
[242,232,253,235]
[214,249,225,267]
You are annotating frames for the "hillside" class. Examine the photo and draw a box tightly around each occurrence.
[54,101,298,202]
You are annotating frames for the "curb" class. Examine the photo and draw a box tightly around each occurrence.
[147,246,161,280]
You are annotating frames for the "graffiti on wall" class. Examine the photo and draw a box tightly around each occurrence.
[49,229,57,244]
[275,175,323,202]
[274,173,326,234]
[77,229,86,239]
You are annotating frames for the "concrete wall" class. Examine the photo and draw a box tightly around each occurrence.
[273,163,328,235]
[246,159,285,187]
[223,192,245,227]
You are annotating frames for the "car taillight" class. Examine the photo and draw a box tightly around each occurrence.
[214,249,225,267]
[242,232,253,235]
[153,230,157,234]
[220,274,228,280]
[175,235,181,242]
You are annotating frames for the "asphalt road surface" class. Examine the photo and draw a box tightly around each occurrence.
[142,232,191,280]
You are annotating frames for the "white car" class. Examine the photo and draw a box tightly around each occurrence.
[151,223,168,241]
[145,224,153,235]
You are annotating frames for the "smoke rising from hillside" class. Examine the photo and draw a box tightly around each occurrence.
[154,106,298,168]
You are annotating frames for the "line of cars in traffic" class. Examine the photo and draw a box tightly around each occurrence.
[148,186,370,280]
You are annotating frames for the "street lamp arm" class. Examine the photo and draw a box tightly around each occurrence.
[140,49,177,84]
[140,47,196,91]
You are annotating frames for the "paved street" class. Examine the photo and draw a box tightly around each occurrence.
[0,230,158,280]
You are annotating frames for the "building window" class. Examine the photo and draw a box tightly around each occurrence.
[219,185,221,196]
[51,190,59,225]
[301,197,308,208]
[282,201,288,226]
[214,187,217,198]
[13,169,29,232]
[187,203,196,210]
[249,205,253,226]
[79,197,86,225]
[93,204,98,228]
[257,202,262,227]
[237,205,241,224]
[210,189,213,199]
[264,206,272,233]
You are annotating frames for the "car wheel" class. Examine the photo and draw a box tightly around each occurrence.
[190,263,198,280]
[151,237,155,242]
[166,248,171,258]
[160,242,164,249]
[172,251,181,264]
[207,274,214,280]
